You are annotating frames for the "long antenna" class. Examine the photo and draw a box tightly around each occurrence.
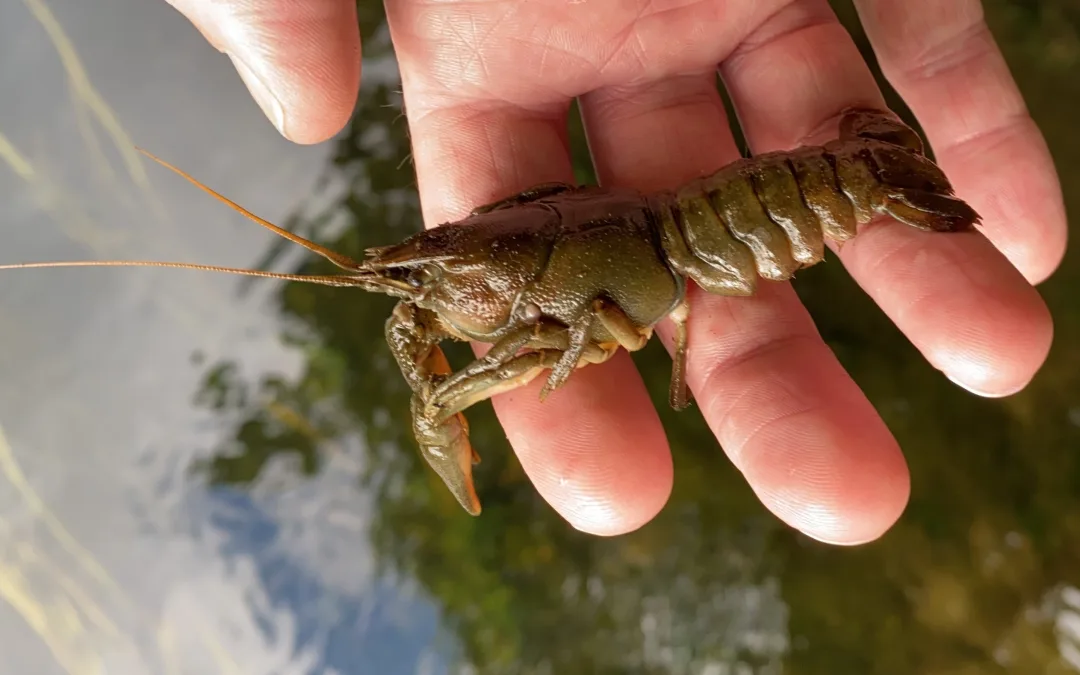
[0,148,369,286]
[0,260,362,286]
[134,148,364,271]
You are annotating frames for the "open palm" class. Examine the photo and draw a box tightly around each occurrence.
[171,0,1065,543]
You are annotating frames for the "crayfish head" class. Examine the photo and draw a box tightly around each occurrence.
[348,228,465,304]
[343,262,443,301]
[358,213,557,337]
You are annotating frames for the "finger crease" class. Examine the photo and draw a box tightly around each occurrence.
[699,331,821,423]
[724,3,838,70]
[893,19,994,84]
[939,110,1034,160]
[411,80,568,118]
[593,77,720,125]
[409,98,564,130]
[732,406,822,468]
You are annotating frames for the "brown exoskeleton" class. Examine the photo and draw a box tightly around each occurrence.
[0,108,979,515]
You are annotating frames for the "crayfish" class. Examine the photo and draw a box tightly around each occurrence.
[0,108,979,515]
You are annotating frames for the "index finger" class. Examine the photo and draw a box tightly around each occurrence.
[166,0,361,143]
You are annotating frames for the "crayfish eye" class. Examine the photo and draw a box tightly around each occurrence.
[407,265,440,288]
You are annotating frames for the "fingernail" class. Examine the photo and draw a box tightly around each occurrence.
[228,53,288,139]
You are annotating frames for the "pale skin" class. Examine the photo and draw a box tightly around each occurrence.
[165,0,1066,543]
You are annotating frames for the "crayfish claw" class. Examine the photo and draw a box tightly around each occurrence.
[411,394,482,516]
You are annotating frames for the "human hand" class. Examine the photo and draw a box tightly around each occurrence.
[169,0,1065,543]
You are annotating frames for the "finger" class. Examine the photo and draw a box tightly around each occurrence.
[398,97,674,535]
[166,0,360,143]
[852,0,1068,285]
[578,74,909,544]
[719,0,1053,399]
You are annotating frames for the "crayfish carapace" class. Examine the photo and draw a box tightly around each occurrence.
[0,108,979,515]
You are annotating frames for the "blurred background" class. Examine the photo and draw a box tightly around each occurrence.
[0,0,1076,673]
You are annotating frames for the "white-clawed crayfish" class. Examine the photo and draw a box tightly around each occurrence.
[0,108,979,515]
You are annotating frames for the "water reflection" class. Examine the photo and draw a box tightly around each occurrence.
[2,0,1079,673]
[0,0,440,672]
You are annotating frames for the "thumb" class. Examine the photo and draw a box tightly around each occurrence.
[166,0,360,144]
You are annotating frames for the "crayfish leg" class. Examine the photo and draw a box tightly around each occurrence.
[428,349,564,424]
[537,297,652,401]
[426,313,617,413]
[591,297,651,353]
[667,298,693,411]
[428,318,561,402]
[540,317,592,400]
[385,301,482,515]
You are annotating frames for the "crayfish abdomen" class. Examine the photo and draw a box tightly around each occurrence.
[654,108,979,303]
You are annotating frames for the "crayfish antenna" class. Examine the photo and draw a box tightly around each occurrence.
[134,147,365,271]
[0,260,365,287]
[0,149,370,286]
